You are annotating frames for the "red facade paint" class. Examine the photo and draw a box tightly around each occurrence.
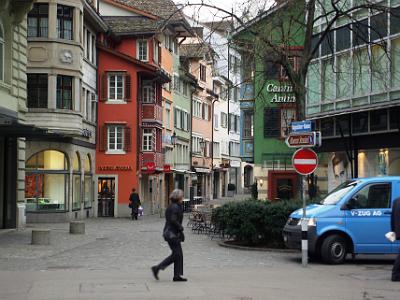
[96,36,165,209]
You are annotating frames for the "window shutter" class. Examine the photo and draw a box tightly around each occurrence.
[174,108,177,127]
[202,103,205,119]
[152,129,156,152]
[208,105,211,121]
[99,125,107,151]
[125,74,131,101]
[100,73,108,102]
[124,126,131,152]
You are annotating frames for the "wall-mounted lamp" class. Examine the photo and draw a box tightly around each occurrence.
[258,179,263,187]
[171,132,177,147]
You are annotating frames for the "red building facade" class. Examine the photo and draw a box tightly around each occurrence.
[96,33,167,217]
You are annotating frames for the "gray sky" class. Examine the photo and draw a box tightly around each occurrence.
[175,0,272,21]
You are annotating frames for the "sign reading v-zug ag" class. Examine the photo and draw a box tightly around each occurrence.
[266,84,296,103]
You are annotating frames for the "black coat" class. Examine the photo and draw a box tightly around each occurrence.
[129,193,141,211]
[163,202,184,242]
[391,197,400,240]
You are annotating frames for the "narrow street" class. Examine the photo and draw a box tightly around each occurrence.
[0,215,399,300]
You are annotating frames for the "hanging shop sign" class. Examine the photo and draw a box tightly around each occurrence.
[266,84,296,103]
[163,164,172,173]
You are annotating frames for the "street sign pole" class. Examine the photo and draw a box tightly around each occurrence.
[292,147,318,268]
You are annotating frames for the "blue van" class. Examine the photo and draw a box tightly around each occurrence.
[283,177,400,264]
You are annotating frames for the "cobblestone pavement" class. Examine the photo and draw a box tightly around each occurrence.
[0,215,399,299]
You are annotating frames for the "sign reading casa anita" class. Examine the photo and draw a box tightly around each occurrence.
[266,84,296,103]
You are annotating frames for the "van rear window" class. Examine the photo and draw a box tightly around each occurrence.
[321,180,359,205]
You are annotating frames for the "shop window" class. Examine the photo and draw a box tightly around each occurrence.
[25,150,68,212]
[27,74,48,108]
[84,155,93,209]
[0,19,3,82]
[335,26,351,52]
[352,112,368,134]
[57,5,73,40]
[56,75,73,109]
[370,12,388,42]
[321,118,334,137]
[72,152,81,210]
[336,115,350,136]
[371,45,389,92]
[352,18,368,47]
[370,109,388,132]
[137,40,148,61]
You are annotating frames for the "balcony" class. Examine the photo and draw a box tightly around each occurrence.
[239,83,254,101]
[140,152,164,173]
[141,103,163,125]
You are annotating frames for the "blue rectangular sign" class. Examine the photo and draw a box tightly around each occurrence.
[291,121,312,133]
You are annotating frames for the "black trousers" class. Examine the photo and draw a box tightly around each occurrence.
[392,250,400,281]
[131,208,138,220]
[157,240,183,278]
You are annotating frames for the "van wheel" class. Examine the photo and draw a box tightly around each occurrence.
[321,235,347,264]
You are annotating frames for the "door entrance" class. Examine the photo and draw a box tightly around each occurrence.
[213,172,219,199]
[268,171,297,201]
[98,178,115,217]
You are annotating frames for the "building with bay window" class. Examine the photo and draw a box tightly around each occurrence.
[306,2,400,193]
[97,0,192,216]
[0,0,34,229]
[25,0,107,222]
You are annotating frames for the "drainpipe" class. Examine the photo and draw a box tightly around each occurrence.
[211,97,218,199]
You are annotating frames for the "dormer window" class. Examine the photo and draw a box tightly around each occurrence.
[137,40,148,61]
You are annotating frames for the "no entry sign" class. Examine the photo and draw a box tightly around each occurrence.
[292,148,318,175]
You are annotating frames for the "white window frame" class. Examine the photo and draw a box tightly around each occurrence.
[193,98,202,118]
[221,112,228,128]
[107,125,124,153]
[108,73,125,102]
[142,80,155,103]
[137,39,148,61]
[142,128,153,151]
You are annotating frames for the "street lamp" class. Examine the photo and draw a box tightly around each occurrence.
[171,132,177,147]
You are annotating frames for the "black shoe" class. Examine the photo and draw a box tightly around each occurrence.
[151,266,159,280]
[173,276,187,282]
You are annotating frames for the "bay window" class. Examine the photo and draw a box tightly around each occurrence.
[142,128,153,151]
[28,74,48,108]
[28,3,48,38]
[57,5,73,40]
[56,75,73,109]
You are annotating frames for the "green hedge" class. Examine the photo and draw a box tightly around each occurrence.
[212,199,304,247]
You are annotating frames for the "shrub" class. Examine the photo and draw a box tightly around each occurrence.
[212,199,305,247]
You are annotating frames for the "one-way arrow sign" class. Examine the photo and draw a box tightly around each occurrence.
[285,132,317,148]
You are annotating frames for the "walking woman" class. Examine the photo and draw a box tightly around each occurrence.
[151,189,187,282]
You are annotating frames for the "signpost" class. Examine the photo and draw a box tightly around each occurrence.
[292,148,318,175]
[287,120,321,268]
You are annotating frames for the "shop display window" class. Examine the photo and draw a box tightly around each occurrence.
[72,152,81,211]
[25,150,68,212]
[84,155,93,208]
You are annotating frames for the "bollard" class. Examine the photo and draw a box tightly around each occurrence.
[69,221,85,234]
[31,229,50,245]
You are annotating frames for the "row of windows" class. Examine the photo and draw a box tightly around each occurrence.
[193,99,211,120]
[313,7,400,58]
[172,75,190,96]
[28,4,73,40]
[320,108,399,137]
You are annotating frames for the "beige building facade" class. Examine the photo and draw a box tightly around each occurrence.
[0,0,35,229]
[25,0,107,222]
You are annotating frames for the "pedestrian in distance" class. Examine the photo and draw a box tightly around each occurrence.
[129,188,141,220]
[391,197,400,282]
[151,189,186,282]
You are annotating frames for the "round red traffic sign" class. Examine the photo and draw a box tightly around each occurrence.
[292,148,318,175]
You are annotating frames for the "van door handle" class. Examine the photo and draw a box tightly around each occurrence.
[384,211,391,215]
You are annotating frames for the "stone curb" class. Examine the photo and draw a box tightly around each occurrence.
[218,241,297,253]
